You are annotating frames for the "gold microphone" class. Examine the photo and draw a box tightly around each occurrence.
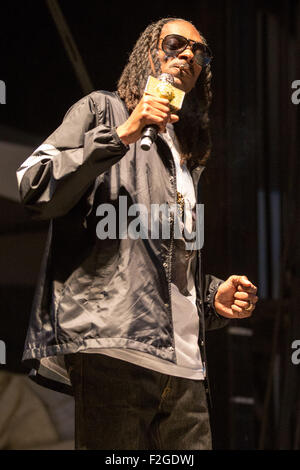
[140,74,185,151]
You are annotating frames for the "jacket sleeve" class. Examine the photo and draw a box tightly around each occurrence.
[203,274,230,330]
[16,93,129,220]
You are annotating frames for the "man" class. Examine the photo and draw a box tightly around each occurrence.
[17,17,258,450]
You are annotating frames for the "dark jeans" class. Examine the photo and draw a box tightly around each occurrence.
[65,353,212,450]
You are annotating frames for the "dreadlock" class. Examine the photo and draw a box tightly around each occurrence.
[117,17,213,166]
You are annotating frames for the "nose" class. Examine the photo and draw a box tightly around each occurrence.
[177,45,195,64]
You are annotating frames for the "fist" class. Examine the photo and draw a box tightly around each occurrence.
[116,94,179,145]
[214,275,258,319]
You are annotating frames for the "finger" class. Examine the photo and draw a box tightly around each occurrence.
[151,103,172,114]
[143,95,171,113]
[231,304,243,314]
[144,93,170,106]
[170,114,179,123]
[231,304,252,318]
[234,299,251,309]
[146,114,169,133]
[240,276,257,291]
[242,301,256,314]
[234,292,259,304]
[157,112,172,130]
[141,103,170,120]
[231,275,253,288]
[143,110,169,126]
[237,284,257,294]
[140,106,170,127]
[146,100,172,118]
[230,275,252,290]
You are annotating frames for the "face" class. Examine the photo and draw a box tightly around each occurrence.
[156,21,204,93]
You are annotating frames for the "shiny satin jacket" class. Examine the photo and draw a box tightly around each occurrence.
[17,91,228,394]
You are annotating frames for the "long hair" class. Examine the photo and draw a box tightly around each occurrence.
[117,17,213,166]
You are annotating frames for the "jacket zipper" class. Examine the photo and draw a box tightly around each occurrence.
[167,155,177,357]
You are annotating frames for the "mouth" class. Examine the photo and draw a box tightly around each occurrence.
[172,63,193,77]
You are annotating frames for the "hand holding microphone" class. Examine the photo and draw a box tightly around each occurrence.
[116,74,184,149]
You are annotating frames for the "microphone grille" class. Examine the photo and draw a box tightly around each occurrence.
[158,73,175,85]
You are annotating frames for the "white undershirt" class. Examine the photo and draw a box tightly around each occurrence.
[83,126,205,380]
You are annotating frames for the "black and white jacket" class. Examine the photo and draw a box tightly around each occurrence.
[17,90,227,395]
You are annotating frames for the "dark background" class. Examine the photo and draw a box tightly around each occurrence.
[0,0,299,449]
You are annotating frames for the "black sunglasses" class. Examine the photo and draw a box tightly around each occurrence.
[160,34,213,67]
